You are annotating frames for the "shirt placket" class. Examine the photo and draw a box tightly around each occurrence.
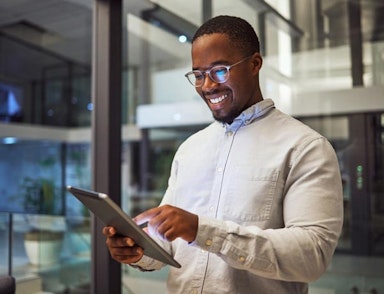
[190,129,237,293]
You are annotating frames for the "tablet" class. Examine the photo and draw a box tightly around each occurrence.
[67,186,181,268]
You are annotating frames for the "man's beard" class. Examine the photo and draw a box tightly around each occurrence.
[212,107,242,125]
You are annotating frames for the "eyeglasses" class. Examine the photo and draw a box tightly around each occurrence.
[184,55,253,87]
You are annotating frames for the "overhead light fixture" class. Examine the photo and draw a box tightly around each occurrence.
[2,137,17,144]
[87,102,93,111]
[142,4,197,43]
[178,35,187,43]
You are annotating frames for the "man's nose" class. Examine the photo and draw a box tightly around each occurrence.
[201,73,219,90]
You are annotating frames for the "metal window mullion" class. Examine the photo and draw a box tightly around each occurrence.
[91,1,122,294]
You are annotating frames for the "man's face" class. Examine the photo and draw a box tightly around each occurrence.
[191,33,262,124]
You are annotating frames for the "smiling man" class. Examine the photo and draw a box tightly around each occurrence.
[186,27,262,124]
[103,15,343,294]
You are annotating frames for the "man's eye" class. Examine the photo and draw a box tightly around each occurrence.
[212,67,227,77]
[194,72,204,79]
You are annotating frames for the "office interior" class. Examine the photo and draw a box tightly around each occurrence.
[0,0,383,293]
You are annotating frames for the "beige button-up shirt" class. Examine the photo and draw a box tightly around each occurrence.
[133,99,343,294]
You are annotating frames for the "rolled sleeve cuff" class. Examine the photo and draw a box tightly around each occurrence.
[129,255,164,271]
[190,215,226,254]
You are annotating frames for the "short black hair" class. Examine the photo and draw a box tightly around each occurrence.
[192,15,260,55]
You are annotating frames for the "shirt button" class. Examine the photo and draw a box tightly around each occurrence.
[238,256,246,263]
[227,131,233,136]
[205,239,212,246]
[191,290,199,294]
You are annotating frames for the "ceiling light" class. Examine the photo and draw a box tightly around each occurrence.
[178,35,187,43]
[2,137,17,144]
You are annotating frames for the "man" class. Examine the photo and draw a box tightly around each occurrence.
[103,15,343,293]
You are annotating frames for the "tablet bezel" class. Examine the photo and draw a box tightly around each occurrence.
[67,186,181,268]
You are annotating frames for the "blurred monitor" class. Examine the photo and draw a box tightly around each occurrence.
[0,82,23,122]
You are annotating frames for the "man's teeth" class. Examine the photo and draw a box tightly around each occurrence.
[209,94,227,104]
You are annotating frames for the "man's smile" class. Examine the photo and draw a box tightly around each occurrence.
[208,93,228,104]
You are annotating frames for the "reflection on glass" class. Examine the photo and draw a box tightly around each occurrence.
[0,0,93,291]
[300,113,384,255]
[0,141,64,215]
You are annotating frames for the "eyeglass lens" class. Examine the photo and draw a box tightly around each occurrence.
[188,66,229,86]
[194,65,228,85]
[185,54,254,87]
[211,67,228,83]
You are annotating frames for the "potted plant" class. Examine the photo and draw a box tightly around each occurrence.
[19,157,66,267]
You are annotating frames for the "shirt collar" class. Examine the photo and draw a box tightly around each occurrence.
[224,99,275,133]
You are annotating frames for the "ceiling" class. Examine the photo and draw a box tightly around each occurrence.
[0,0,383,83]
[0,0,178,81]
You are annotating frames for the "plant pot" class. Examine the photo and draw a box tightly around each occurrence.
[24,231,64,266]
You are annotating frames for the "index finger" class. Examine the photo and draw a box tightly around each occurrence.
[134,207,162,225]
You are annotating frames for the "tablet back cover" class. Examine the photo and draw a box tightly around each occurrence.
[67,186,181,268]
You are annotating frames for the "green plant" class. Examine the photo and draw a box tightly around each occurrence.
[20,177,57,215]
[18,155,61,215]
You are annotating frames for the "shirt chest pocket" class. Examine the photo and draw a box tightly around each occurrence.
[222,167,282,223]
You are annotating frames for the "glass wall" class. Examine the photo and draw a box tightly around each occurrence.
[0,1,94,292]
[1,0,384,293]
[0,2,92,126]
[0,140,92,292]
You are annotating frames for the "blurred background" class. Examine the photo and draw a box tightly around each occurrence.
[0,0,383,293]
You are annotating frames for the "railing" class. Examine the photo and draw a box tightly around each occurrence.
[0,211,91,293]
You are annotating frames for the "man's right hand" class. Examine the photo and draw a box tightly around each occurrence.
[103,226,144,264]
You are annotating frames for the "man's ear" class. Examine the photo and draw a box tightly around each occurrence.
[251,52,263,74]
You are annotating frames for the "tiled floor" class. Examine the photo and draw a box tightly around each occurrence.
[2,229,384,293]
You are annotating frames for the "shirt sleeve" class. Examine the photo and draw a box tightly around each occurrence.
[129,255,165,271]
[191,137,343,282]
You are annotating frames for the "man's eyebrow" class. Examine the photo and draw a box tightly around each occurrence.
[192,59,231,71]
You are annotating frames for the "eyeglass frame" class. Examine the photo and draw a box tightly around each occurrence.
[184,54,254,87]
